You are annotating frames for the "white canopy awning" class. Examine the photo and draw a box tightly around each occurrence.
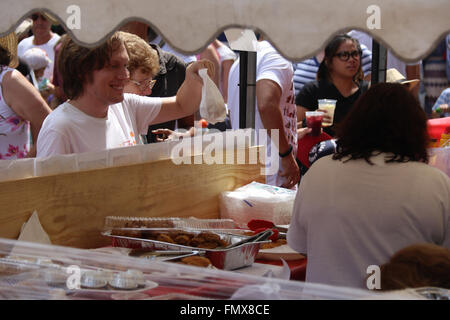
[1,0,449,62]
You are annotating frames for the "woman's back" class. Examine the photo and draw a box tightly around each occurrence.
[289,154,450,288]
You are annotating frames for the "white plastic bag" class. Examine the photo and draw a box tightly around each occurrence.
[219,181,296,227]
[230,282,283,300]
[198,68,226,124]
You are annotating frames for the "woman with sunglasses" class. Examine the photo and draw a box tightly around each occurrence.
[120,32,159,97]
[119,31,194,143]
[17,12,60,82]
[119,32,160,143]
[296,34,369,137]
[121,31,195,142]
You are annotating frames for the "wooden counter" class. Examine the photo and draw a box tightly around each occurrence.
[0,146,265,248]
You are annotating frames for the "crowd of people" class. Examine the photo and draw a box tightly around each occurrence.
[0,12,449,292]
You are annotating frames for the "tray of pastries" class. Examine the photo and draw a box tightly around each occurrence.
[103,228,269,270]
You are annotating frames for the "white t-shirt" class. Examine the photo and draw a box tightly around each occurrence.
[227,41,297,187]
[17,33,61,81]
[37,94,162,157]
[287,153,450,289]
[216,44,237,63]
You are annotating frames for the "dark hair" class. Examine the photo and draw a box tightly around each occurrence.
[0,45,11,72]
[317,34,364,84]
[380,243,450,290]
[333,83,429,164]
[58,32,124,100]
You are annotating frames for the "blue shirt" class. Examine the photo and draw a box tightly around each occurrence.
[432,88,450,117]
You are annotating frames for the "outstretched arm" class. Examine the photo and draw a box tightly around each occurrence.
[152,60,215,124]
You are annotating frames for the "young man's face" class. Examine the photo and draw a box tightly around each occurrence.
[88,42,130,106]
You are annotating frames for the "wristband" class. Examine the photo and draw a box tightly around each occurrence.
[279,145,293,158]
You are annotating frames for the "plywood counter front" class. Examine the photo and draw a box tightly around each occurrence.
[0,146,265,248]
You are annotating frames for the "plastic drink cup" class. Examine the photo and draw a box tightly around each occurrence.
[318,99,337,127]
[305,111,324,136]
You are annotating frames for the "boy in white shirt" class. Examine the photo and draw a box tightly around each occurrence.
[37,32,213,157]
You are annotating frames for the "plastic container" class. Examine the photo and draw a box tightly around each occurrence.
[427,117,450,146]
[219,182,296,227]
[104,216,240,231]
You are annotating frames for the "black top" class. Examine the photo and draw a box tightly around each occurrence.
[296,79,369,136]
[145,44,188,143]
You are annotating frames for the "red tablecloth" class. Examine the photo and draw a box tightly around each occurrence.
[141,259,307,299]
[143,259,307,299]
[428,117,450,141]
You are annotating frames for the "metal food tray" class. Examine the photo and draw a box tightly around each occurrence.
[102,229,270,270]
[129,249,200,262]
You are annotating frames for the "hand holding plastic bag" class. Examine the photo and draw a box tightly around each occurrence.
[199,68,227,124]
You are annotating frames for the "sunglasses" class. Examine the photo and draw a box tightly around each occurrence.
[129,78,156,91]
[31,14,48,22]
[334,50,362,61]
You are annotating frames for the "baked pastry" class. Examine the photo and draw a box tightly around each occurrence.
[174,235,191,245]
[180,256,212,267]
[111,228,229,249]
[197,232,221,243]
[197,242,219,249]
[157,233,175,244]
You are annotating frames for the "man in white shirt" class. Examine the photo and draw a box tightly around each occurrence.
[17,12,60,81]
[227,37,299,189]
[36,32,213,157]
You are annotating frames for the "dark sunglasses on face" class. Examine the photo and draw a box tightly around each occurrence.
[31,14,47,22]
[334,50,362,61]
